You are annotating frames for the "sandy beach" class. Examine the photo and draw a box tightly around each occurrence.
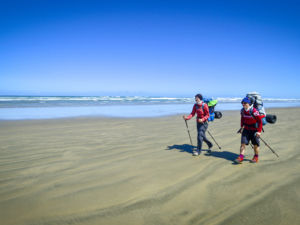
[0,107,299,225]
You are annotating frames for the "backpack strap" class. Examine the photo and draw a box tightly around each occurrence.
[249,108,264,131]
[242,107,255,119]
[195,102,206,110]
[195,102,208,117]
[249,108,255,119]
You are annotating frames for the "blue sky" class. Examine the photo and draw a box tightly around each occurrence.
[0,0,299,98]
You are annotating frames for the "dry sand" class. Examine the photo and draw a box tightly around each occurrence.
[0,108,299,225]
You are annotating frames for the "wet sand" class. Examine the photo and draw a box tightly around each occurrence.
[0,107,299,225]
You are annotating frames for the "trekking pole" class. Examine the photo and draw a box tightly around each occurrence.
[207,129,221,150]
[183,119,193,146]
[260,137,279,158]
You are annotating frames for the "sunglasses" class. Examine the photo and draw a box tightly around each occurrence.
[242,102,249,105]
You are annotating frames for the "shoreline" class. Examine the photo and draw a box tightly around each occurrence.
[0,106,299,122]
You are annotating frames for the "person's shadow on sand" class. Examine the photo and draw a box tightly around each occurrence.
[204,150,239,163]
[166,144,239,163]
[166,144,195,154]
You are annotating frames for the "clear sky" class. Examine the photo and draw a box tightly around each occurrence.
[0,0,299,98]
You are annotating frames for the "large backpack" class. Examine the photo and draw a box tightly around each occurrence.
[246,92,276,125]
[203,98,222,122]
[247,92,266,115]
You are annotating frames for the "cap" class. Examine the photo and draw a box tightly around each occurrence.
[241,97,251,105]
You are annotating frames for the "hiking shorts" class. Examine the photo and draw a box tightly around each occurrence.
[241,129,260,146]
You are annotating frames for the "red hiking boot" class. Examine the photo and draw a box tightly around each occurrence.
[234,156,244,164]
[250,155,259,163]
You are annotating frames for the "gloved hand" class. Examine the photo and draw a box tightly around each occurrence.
[237,127,244,133]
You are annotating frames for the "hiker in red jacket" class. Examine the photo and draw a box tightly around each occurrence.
[235,97,263,163]
[183,94,213,156]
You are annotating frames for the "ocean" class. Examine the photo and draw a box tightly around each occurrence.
[0,96,300,120]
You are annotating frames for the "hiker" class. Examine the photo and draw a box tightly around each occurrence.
[183,94,213,156]
[235,97,263,163]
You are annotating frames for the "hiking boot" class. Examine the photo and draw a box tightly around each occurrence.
[192,150,199,156]
[250,155,258,163]
[193,148,202,156]
[207,144,213,153]
[234,156,244,164]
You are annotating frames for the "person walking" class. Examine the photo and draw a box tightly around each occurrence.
[183,94,213,156]
[235,97,263,163]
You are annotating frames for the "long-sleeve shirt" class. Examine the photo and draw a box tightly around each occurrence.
[241,107,263,132]
[186,103,210,122]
